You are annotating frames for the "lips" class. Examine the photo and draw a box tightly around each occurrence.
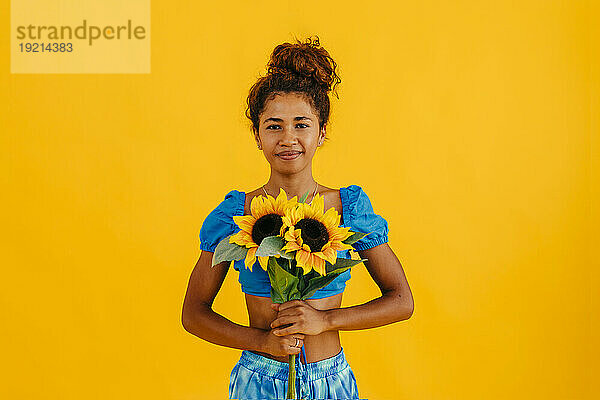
[277,151,303,160]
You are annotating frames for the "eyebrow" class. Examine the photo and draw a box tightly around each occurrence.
[264,116,312,123]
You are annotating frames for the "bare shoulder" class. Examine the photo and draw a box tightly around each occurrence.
[243,188,263,215]
[319,185,340,200]
[319,185,343,217]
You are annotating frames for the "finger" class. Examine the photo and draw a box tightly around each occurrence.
[270,315,300,329]
[278,299,305,311]
[285,333,305,339]
[274,324,300,336]
[275,308,303,322]
[288,336,304,347]
[276,308,303,318]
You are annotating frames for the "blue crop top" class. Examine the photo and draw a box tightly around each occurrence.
[199,184,389,299]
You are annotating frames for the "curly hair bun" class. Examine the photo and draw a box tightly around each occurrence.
[266,35,341,94]
[245,35,341,135]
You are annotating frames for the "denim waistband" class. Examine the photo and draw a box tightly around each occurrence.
[239,347,348,382]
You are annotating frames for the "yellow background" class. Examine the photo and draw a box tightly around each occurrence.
[1,1,597,399]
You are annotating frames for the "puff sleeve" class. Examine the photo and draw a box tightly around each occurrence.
[342,185,389,251]
[199,190,244,252]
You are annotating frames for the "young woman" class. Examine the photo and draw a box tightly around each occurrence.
[182,36,414,399]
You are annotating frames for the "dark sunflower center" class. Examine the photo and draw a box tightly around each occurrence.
[296,218,329,252]
[251,214,283,245]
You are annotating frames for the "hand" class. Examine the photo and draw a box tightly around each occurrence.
[270,300,329,336]
[258,329,305,357]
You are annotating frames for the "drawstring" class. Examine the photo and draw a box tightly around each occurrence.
[295,345,309,398]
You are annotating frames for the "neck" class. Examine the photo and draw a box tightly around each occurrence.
[263,169,318,200]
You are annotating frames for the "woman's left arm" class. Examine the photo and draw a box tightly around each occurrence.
[270,243,414,335]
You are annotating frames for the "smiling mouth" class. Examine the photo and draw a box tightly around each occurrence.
[277,151,303,160]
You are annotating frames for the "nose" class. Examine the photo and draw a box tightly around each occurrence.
[280,126,299,146]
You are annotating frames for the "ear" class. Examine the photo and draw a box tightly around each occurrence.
[254,133,261,149]
[318,124,327,146]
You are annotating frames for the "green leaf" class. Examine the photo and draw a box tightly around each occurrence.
[255,236,293,259]
[325,257,367,275]
[278,250,294,259]
[275,255,294,272]
[297,274,307,293]
[267,257,301,303]
[300,273,341,300]
[284,259,309,292]
[302,268,321,280]
[298,190,310,203]
[298,258,367,299]
[269,287,286,304]
[342,231,370,245]
[212,235,248,267]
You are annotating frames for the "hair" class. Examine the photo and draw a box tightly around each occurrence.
[245,35,341,145]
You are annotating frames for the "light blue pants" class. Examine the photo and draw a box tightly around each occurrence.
[229,346,361,399]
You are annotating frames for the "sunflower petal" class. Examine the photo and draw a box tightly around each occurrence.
[245,247,257,271]
[250,196,266,217]
[282,241,301,252]
[304,266,313,275]
[274,188,288,214]
[257,255,269,271]
[294,228,303,246]
[322,208,340,229]
[311,193,325,215]
[314,257,326,276]
[306,253,323,276]
[264,192,276,207]
[297,248,311,266]
[284,227,296,242]
[294,205,305,221]
[322,247,338,264]
[284,196,299,213]
[299,261,312,275]
[329,240,354,251]
[349,250,361,260]
[282,214,293,228]
[233,215,256,232]
[230,231,252,247]
[329,226,352,241]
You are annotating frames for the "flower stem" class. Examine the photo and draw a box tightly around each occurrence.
[287,353,296,399]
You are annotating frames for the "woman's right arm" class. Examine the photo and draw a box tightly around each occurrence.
[181,250,304,355]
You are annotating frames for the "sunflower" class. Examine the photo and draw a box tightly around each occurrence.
[281,192,354,276]
[230,188,298,271]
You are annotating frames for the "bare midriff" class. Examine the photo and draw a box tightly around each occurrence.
[245,292,343,364]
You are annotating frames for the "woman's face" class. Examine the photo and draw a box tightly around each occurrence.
[255,92,326,174]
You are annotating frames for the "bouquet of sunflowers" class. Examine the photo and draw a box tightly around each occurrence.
[211,188,369,399]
